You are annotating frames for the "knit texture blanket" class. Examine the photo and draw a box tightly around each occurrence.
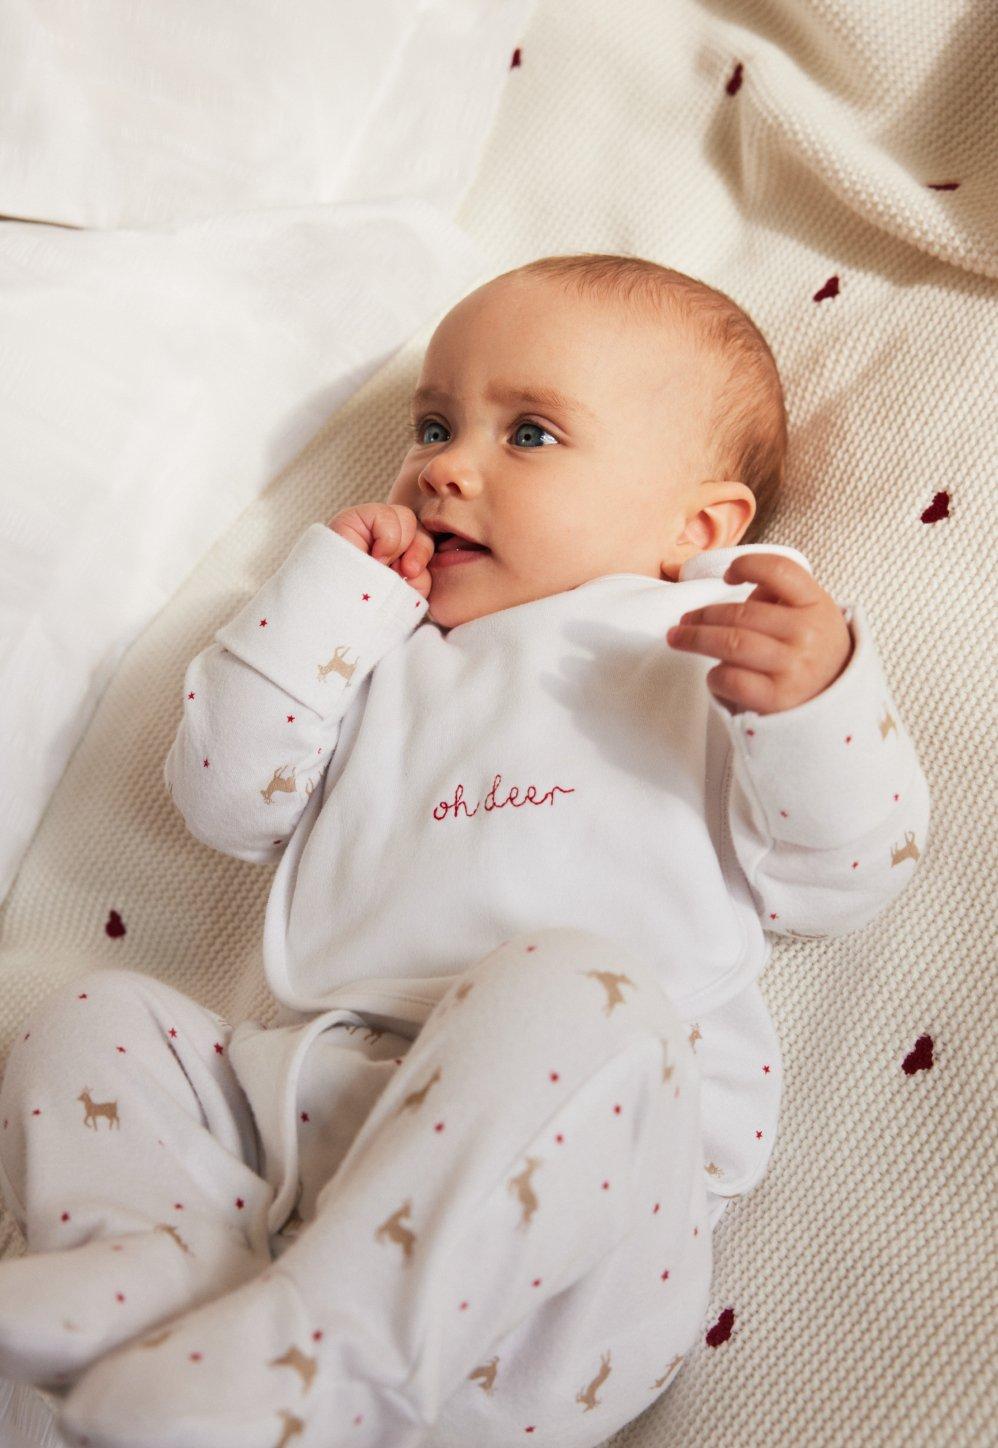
[1,1,994,1444]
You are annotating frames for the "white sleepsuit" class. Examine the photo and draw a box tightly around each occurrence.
[0,523,930,1448]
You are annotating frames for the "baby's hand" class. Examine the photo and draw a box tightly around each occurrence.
[326,503,436,599]
[665,553,853,714]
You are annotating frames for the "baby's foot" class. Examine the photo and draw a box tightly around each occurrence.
[0,1221,266,1388]
[59,1267,426,1448]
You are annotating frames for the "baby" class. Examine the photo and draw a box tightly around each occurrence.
[0,254,930,1448]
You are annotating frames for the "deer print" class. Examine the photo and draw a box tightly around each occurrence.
[277,1178,305,1240]
[507,1156,542,1230]
[687,1025,702,1052]
[154,1223,192,1255]
[583,969,638,1016]
[468,1356,500,1394]
[891,831,921,867]
[394,1067,442,1118]
[261,765,297,804]
[659,1037,674,1083]
[340,1022,386,1045]
[576,1350,613,1411]
[138,1329,173,1350]
[705,1161,722,1178]
[317,646,358,685]
[77,1088,119,1130]
[269,1345,317,1393]
[375,1200,416,1261]
[650,1353,684,1390]
[879,709,897,740]
[274,1409,305,1448]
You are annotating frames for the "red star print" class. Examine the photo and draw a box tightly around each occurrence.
[549,1071,559,1081]
[434,1121,445,1132]
[661,1268,670,1280]
[555,1133,564,1143]
[187,692,195,700]
[845,735,852,744]
[852,860,859,869]
[756,1130,763,1139]
[762,1064,771,1073]
[531,1278,542,1287]
[202,757,209,768]
[31,1108,41,1116]
[116,1045,127,1054]
[746,728,755,737]
[287,715,295,723]
[297,1111,310,1125]
[526,944,537,952]
[174,1203,184,1210]
[213,1042,224,1055]
[510,46,522,68]
[189,1352,203,1362]
[61,1212,70,1222]
[601,1180,610,1190]
[361,593,370,602]
[168,1027,178,1038]
[78,993,88,999]
[653,1202,660,1214]
[259,618,268,627]
[312,1330,323,1342]
[693,1226,699,1237]
[235,1198,245,1210]
[115,1292,125,1303]
[23,1032,29,1040]
[769,912,778,919]
[459,1301,469,1311]
[613,1103,622,1114]
[893,793,900,801]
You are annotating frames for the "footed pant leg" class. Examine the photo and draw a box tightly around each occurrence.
[61,928,711,1448]
[0,968,272,1386]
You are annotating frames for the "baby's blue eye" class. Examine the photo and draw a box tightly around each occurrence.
[411,418,558,447]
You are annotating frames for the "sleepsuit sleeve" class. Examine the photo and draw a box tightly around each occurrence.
[163,522,428,863]
[712,600,931,938]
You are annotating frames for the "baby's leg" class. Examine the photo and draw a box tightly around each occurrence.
[0,968,272,1387]
[60,928,709,1448]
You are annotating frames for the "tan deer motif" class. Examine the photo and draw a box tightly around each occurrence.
[879,709,897,740]
[261,765,297,804]
[468,1356,500,1394]
[78,1088,119,1130]
[659,1037,674,1083]
[277,1178,305,1240]
[269,1344,317,1393]
[154,1223,192,1255]
[576,1350,613,1411]
[138,1328,173,1350]
[705,1161,722,1178]
[687,1025,702,1052]
[890,831,921,867]
[650,1353,685,1390]
[317,646,358,685]
[340,1022,386,1045]
[583,970,638,1016]
[274,1409,305,1448]
[394,1067,442,1118]
[507,1156,542,1230]
[374,1200,416,1261]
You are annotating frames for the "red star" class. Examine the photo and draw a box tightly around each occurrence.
[661,1268,670,1280]
[259,618,268,627]
[115,1292,125,1303]
[459,1301,469,1311]
[189,1352,203,1362]
[756,1130,764,1139]
[202,757,210,768]
[555,1133,564,1143]
[361,593,370,602]
[213,1042,224,1055]
[61,1212,70,1222]
[845,735,852,744]
[852,860,859,869]
[653,1203,660,1214]
[168,1027,178,1038]
[893,793,900,801]
[174,1203,184,1210]
[613,1103,622,1114]
[549,1071,559,1081]
[300,1111,310,1123]
[31,1108,41,1116]
[601,1180,610,1190]
[434,1121,445,1132]
[187,691,195,700]
[116,1045,127,1053]
[287,714,296,723]
[531,1278,542,1287]
[312,1330,323,1342]
[235,1198,245,1210]
[78,993,88,999]
[762,1064,771,1074]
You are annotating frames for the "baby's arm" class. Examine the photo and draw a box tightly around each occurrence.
[164,522,428,862]
[715,600,931,938]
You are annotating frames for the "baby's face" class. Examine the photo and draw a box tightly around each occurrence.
[388,274,725,630]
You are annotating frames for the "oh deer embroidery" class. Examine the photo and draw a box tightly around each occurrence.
[650,1353,685,1391]
[317,646,358,684]
[269,1345,317,1392]
[78,1087,119,1130]
[274,1409,305,1448]
[583,969,638,1016]
[879,709,897,739]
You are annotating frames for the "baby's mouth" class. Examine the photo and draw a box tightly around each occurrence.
[434,533,490,554]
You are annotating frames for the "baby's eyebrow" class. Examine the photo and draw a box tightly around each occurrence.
[409,381,596,421]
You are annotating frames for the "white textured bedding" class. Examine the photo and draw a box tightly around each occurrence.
[1,0,994,1445]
